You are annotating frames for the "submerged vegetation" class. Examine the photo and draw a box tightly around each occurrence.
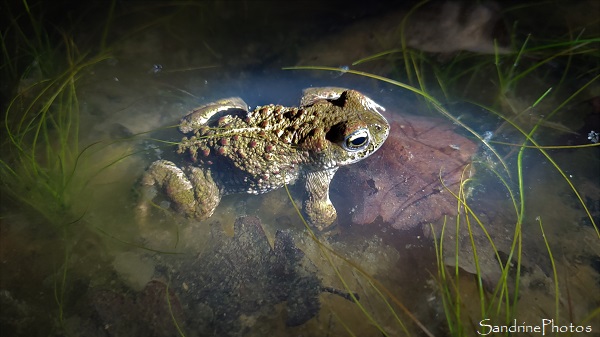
[1,46,111,225]
[0,0,132,333]
[0,0,130,227]
[1,0,599,336]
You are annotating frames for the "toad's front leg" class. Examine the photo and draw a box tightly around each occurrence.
[137,160,221,220]
[303,169,338,231]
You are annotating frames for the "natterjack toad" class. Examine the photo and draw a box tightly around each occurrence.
[138,87,389,230]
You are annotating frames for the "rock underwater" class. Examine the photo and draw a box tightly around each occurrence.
[339,112,478,231]
[296,1,510,69]
[334,112,516,290]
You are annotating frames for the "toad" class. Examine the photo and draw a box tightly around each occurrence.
[137,87,389,230]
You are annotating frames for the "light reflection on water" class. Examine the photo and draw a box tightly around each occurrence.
[2,1,599,336]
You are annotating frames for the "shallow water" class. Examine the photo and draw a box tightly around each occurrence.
[1,1,599,336]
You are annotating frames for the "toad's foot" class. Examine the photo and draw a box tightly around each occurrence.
[137,160,221,221]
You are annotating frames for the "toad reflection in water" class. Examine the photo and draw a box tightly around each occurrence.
[170,216,342,334]
[84,216,358,337]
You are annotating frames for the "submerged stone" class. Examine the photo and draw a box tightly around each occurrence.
[340,113,477,231]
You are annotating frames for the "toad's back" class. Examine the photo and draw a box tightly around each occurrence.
[177,89,389,195]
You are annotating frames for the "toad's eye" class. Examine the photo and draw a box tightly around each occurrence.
[343,129,370,151]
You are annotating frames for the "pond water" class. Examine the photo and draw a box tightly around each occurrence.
[1,1,599,336]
